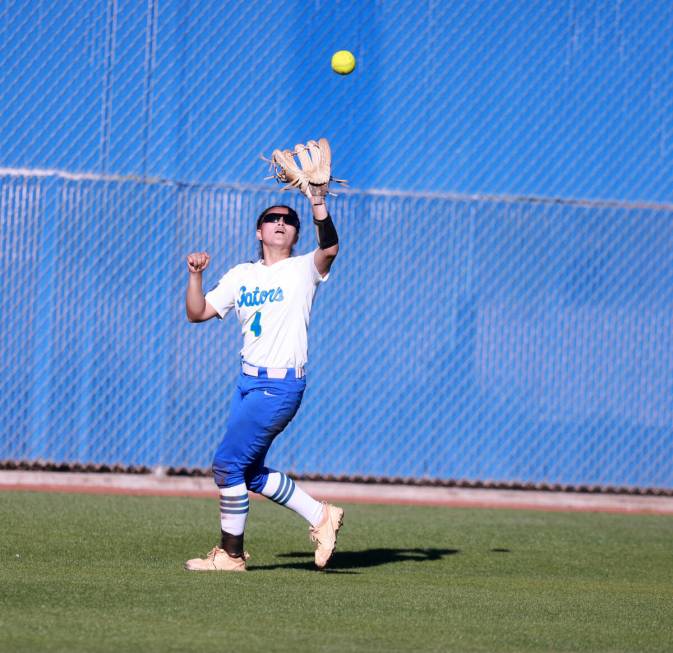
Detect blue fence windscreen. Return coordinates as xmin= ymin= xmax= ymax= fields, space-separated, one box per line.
xmin=1 ymin=1 xmax=672 ymax=488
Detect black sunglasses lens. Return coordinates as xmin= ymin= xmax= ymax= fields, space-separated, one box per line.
xmin=262 ymin=213 xmax=299 ymax=228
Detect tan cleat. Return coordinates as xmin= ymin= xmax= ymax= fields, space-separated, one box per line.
xmin=184 ymin=546 xmax=249 ymax=572
xmin=309 ymin=502 xmax=344 ymax=569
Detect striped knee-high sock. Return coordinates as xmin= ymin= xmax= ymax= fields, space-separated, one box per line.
xmin=219 ymin=483 xmax=249 ymax=536
xmin=261 ymin=472 xmax=324 ymax=527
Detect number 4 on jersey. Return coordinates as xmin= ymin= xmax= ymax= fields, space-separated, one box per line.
xmin=250 ymin=311 xmax=262 ymax=337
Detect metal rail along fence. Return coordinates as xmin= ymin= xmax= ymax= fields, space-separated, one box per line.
xmin=1 ymin=171 xmax=672 ymax=490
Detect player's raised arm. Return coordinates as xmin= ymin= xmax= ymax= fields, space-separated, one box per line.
xmin=311 ymin=197 xmax=339 ymax=277
xmin=262 ymin=137 xmax=345 ymax=277
xmin=185 ymin=252 xmax=218 ymax=322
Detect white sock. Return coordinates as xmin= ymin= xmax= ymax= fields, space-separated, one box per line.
xmin=261 ymin=472 xmax=324 ymax=527
xmin=219 ymin=483 xmax=249 ymax=536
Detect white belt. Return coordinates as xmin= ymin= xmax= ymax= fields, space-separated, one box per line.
xmin=242 ymin=362 xmax=305 ymax=379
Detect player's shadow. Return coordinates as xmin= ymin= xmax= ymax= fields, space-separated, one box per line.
xmin=251 ymin=547 xmax=459 ymax=573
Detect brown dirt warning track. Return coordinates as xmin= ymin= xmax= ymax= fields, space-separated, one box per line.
xmin=2 ymin=471 xmax=673 ymax=515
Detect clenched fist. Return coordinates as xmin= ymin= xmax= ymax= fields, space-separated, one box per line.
xmin=186 ymin=252 xmax=210 ymax=273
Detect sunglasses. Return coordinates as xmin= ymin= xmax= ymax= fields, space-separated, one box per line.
xmin=260 ymin=212 xmax=300 ymax=229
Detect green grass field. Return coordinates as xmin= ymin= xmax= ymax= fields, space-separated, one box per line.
xmin=1 ymin=491 xmax=672 ymax=653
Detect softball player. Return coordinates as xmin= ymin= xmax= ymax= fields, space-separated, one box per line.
xmin=183 ymin=196 xmax=343 ymax=571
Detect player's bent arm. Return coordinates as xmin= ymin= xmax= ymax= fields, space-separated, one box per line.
xmin=312 ymin=202 xmax=339 ymax=277
xmin=185 ymin=252 xmax=218 ymax=322
xmin=186 ymin=273 xmax=218 ymax=322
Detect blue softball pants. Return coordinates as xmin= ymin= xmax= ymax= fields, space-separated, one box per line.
xmin=212 ymin=370 xmax=306 ymax=491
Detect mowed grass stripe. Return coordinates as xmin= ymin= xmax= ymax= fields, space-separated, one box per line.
xmin=1 ymin=491 xmax=672 ymax=653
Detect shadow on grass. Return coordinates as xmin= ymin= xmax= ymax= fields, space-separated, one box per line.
xmin=250 ymin=548 xmax=459 ymax=573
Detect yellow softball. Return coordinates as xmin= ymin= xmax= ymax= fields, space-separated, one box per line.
xmin=331 ymin=50 xmax=356 ymax=75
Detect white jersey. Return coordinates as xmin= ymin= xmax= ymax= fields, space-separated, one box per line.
xmin=204 ymin=250 xmax=327 ymax=368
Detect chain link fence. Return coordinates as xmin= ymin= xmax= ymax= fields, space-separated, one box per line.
xmin=1 ymin=1 xmax=672 ymax=200
xmin=1 ymin=1 xmax=673 ymax=488
xmin=1 ymin=172 xmax=672 ymax=488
